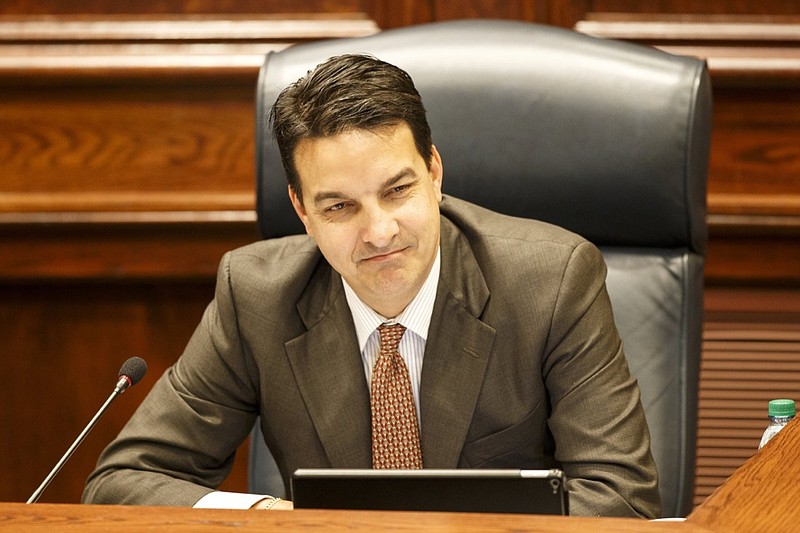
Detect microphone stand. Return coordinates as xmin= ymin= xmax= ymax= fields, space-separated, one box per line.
xmin=27 ymin=376 xmax=131 ymax=504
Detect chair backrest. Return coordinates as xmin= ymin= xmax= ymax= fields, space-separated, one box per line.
xmin=251 ymin=19 xmax=711 ymax=517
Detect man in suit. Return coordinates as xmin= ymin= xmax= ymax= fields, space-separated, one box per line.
xmin=83 ymin=54 xmax=661 ymax=518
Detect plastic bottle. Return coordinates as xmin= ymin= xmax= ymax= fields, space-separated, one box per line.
xmin=758 ymin=398 xmax=796 ymax=449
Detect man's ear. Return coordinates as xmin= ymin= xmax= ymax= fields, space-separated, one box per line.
xmin=430 ymin=145 xmax=444 ymax=202
xmin=288 ymin=185 xmax=313 ymax=236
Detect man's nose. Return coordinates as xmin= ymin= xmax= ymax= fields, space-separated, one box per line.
xmin=361 ymin=204 xmax=399 ymax=248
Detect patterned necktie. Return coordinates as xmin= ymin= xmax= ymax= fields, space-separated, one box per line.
xmin=370 ymin=323 xmax=423 ymax=469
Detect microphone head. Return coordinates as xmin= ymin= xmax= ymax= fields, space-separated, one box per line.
xmin=118 ymin=356 xmax=147 ymax=386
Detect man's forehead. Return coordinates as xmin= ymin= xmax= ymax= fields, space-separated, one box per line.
xmin=294 ymin=125 xmax=421 ymax=187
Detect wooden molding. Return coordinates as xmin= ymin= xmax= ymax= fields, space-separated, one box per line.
xmin=0 ymin=216 xmax=260 ymax=281
xmin=708 ymin=194 xmax=800 ymax=233
xmin=0 ymin=14 xmax=379 ymax=82
xmin=0 ymin=13 xmax=379 ymax=42
xmin=0 ymin=191 xmax=256 ymax=214
xmin=656 ymin=46 xmax=800 ymax=83
xmin=575 ymin=14 xmax=800 ymax=43
xmin=575 ymin=14 xmax=800 ymax=83
xmin=0 ymin=209 xmax=256 ymax=226
xmin=0 ymin=43 xmax=286 ymax=82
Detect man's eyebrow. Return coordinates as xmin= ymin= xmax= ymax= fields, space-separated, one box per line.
xmin=383 ymin=167 xmax=417 ymax=188
xmin=312 ymin=190 xmax=348 ymax=205
xmin=311 ymin=167 xmax=418 ymax=205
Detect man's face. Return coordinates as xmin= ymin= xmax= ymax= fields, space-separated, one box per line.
xmin=289 ymin=122 xmax=443 ymax=318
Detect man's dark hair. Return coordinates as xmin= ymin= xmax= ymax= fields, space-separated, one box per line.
xmin=269 ymin=54 xmax=433 ymax=204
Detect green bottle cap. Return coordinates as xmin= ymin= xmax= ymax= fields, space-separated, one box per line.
xmin=768 ymin=399 xmax=796 ymax=418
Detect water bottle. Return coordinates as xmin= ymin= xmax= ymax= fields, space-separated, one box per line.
xmin=758 ymin=398 xmax=796 ymax=449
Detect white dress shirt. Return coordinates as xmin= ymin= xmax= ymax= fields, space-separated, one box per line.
xmin=343 ymin=247 xmax=440 ymax=422
xmin=194 ymin=248 xmax=441 ymax=509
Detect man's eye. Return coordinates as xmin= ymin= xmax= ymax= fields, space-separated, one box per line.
xmin=390 ymin=184 xmax=411 ymax=195
xmin=325 ymin=202 xmax=347 ymax=213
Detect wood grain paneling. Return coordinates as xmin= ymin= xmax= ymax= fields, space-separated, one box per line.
xmin=0 ymin=13 xmax=378 ymax=282
xmin=1 ymin=83 xmax=256 ymax=208
xmin=428 ymin=0 xmax=537 ymax=21
xmin=706 ymin=226 xmax=800 ymax=285
xmin=0 ymin=14 xmax=378 ymax=219
xmin=0 ymin=219 xmax=259 ymax=281
xmin=0 ymin=281 xmax=253 ymax=502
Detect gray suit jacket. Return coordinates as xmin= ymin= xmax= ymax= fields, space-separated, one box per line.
xmin=83 ymin=196 xmax=660 ymax=518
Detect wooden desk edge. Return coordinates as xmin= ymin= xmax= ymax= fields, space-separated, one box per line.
xmin=0 ymin=502 xmax=715 ymax=532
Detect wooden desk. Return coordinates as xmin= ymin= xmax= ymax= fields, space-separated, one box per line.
xmin=0 ymin=503 xmax=712 ymax=532
xmin=687 ymin=415 xmax=800 ymax=532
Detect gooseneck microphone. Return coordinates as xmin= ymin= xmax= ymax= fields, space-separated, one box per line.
xmin=26 ymin=356 xmax=147 ymax=504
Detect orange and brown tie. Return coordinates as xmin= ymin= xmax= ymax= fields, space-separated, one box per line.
xmin=370 ymin=323 xmax=423 ymax=469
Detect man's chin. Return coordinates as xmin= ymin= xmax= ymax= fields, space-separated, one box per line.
xmin=357 ymin=275 xmax=417 ymax=307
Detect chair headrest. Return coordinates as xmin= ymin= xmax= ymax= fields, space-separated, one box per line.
xmin=256 ymin=19 xmax=711 ymax=253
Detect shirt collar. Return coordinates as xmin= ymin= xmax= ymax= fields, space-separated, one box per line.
xmin=343 ymin=247 xmax=441 ymax=352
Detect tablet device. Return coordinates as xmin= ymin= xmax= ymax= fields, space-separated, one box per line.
xmin=291 ymin=468 xmax=568 ymax=515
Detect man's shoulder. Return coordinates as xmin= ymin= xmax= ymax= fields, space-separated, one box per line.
xmin=229 ymin=234 xmax=318 ymax=263
xmin=223 ymin=234 xmax=322 ymax=286
xmin=439 ymin=195 xmax=606 ymax=293
xmin=440 ymin=195 xmax=587 ymax=248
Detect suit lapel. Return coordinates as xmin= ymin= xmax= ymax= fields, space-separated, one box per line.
xmin=284 ymin=263 xmax=373 ymax=468
xmin=420 ymin=217 xmax=496 ymax=467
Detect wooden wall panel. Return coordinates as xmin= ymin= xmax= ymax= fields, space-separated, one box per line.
xmin=2 ymin=84 xmax=255 ymax=213
xmin=707 ymin=228 xmax=800 ymax=285
xmin=0 ymin=220 xmax=259 ymax=281
xmin=0 ymin=13 xmax=378 ymax=282
xmin=710 ymin=87 xmax=800 ymax=212
xmin=0 ymin=281 xmax=244 ymax=503
xmin=427 ymin=0 xmax=537 ymax=21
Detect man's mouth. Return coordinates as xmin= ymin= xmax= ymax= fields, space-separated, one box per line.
xmin=362 ymin=248 xmax=406 ymax=262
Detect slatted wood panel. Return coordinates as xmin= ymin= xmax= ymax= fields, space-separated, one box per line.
xmin=695 ymin=322 xmax=800 ymax=507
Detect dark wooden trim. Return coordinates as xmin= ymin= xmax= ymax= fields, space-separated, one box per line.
xmin=0 ymin=217 xmax=260 ymax=281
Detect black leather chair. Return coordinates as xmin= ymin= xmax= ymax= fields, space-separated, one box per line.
xmin=249 ymin=19 xmax=711 ymax=518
